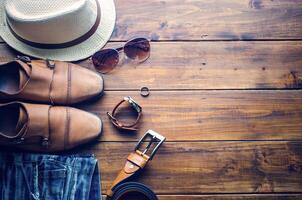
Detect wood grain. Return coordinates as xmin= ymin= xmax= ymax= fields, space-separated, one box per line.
xmin=1 ymin=0 xmax=302 ymax=43
xmin=85 ymin=41 xmax=302 ymax=90
xmin=81 ymin=141 xmax=302 ymax=194
xmin=78 ymin=90 xmax=302 ymax=141
xmin=1 ymin=42 xmax=302 ymax=90
xmin=112 ymin=0 xmax=302 ymax=40
xmin=0 ymin=0 xmax=301 ymax=198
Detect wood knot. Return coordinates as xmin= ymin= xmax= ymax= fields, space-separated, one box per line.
xmin=283 ymin=71 xmax=302 ymax=88
xmin=288 ymin=164 xmax=302 ymax=172
xmin=220 ymin=160 xmax=238 ymax=175
xmin=255 ymin=177 xmax=274 ymax=192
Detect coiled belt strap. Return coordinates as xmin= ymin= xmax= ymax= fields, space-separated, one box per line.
xmin=107 ymin=150 xmax=150 ymax=197
xmin=106 ymin=182 xmax=157 ymax=200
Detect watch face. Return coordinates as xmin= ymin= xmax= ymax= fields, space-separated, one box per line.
xmin=123 ymin=96 xmax=131 ymax=101
xmin=125 ymin=96 xmax=136 ymax=104
xmin=125 ymin=96 xmax=142 ymax=113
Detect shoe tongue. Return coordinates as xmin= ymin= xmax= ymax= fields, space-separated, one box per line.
xmin=18 ymin=62 xmax=30 ymax=89
xmin=15 ymin=106 xmax=28 ymax=133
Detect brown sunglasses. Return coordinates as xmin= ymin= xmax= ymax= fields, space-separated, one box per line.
xmin=92 ymin=38 xmax=150 ymax=74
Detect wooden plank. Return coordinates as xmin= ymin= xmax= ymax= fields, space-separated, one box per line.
xmin=111 ymin=0 xmax=302 ymax=40
xmin=78 ymin=90 xmax=302 ymax=141
xmin=82 ymin=141 xmax=302 ymax=193
xmin=102 ymin=194 xmax=302 ymax=200
xmin=85 ymin=41 xmax=302 ymax=90
xmin=1 ymin=42 xmax=302 ymax=90
xmin=1 ymin=0 xmax=302 ymax=42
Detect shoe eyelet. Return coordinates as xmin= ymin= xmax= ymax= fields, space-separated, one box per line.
xmin=46 ymin=59 xmax=55 ymax=69
xmin=41 ymin=137 xmax=49 ymax=147
xmin=16 ymin=56 xmax=31 ymax=63
xmin=20 ymin=137 xmax=25 ymax=143
xmin=13 ymin=137 xmax=25 ymax=145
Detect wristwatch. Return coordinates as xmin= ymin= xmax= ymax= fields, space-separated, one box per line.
xmin=107 ymin=96 xmax=142 ymax=131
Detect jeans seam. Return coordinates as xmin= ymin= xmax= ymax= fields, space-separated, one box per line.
xmin=18 ymin=162 xmax=39 ymax=200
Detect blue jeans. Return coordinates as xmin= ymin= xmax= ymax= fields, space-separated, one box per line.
xmin=0 ymin=153 xmax=101 ymax=200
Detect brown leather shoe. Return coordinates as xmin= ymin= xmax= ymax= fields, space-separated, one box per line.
xmin=0 ymin=102 xmax=102 ymax=152
xmin=0 ymin=57 xmax=104 ymax=104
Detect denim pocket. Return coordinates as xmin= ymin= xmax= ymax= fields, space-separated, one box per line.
xmin=38 ymin=160 xmax=67 ymax=200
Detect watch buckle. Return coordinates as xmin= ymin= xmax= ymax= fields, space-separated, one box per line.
xmin=135 ymin=130 xmax=166 ymax=160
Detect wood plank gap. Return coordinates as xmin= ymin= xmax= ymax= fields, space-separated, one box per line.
xmin=109 ymin=39 xmax=302 ymax=42
xmin=101 ymin=192 xmax=302 ymax=195
xmin=104 ymin=88 xmax=302 ymax=92
xmin=95 ymin=140 xmax=302 ymax=143
xmin=4 ymin=38 xmax=302 ymax=44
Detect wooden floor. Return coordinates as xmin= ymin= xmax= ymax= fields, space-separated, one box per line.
xmin=1 ymin=0 xmax=302 ymax=199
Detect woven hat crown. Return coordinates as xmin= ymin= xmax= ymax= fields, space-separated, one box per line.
xmin=5 ymin=0 xmax=98 ymax=44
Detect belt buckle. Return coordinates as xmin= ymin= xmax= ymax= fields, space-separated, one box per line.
xmin=135 ymin=130 xmax=166 ymax=160
xmin=124 ymin=96 xmax=142 ymax=113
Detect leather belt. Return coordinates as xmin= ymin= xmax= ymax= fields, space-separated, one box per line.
xmin=106 ymin=182 xmax=157 ymax=200
xmin=106 ymin=130 xmax=166 ymax=200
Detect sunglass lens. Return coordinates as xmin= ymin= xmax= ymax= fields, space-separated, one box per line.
xmin=92 ymin=49 xmax=119 ymax=73
xmin=124 ymin=38 xmax=150 ymax=62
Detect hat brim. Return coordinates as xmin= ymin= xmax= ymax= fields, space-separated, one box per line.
xmin=0 ymin=0 xmax=116 ymax=61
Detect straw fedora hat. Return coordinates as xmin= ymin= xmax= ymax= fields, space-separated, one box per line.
xmin=0 ymin=0 xmax=116 ymax=61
